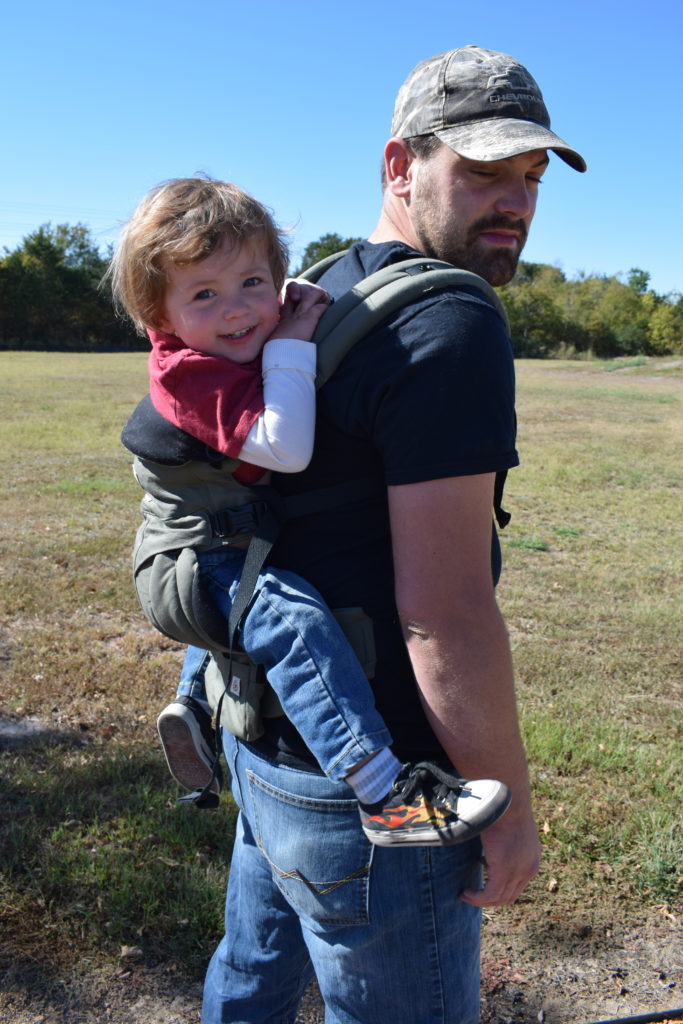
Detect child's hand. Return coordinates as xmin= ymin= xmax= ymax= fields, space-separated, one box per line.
xmin=269 ymin=280 xmax=331 ymax=342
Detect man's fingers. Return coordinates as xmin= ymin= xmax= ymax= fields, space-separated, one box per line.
xmin=459 ymin=816 xmax=541 ymax=908
xmin=460 ymin=873 xmax=527 ymax=907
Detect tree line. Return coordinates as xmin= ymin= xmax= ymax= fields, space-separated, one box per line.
xmin=498 ymin=261 xmax=682 ymax=358
xmin=0 ymin=223 xmax=140 ymax=351
xmin=1 ymin=226 xmax=681 ymax=357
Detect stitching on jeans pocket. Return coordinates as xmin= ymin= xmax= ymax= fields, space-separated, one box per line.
xmin=256 ymin=837 xmax=369 ymax=895
xmin=248 ymin=770 xmax=359 ymax=811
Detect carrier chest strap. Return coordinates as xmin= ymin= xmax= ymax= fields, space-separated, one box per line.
xmin=208 ymin=501 xmax=270 ymax=543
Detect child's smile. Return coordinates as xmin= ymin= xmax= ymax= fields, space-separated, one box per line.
xmin=159 ymin=235 xmax=281 ymax=364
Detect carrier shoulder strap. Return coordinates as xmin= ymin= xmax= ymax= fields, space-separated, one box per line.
xmin=302 ymin=253 xmax=509 ymax=389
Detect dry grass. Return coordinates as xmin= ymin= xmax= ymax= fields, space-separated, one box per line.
xmin=499 ymin=358 xmax=682 ymax=906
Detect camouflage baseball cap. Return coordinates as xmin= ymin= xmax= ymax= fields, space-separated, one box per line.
xmin=392 ymin=45 xmax=586 ymax=172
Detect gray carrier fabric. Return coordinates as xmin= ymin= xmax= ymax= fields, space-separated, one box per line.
xmin=132 ymin=455 xmax=260 ymax=650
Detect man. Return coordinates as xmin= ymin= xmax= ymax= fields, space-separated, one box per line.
xmin=201 ymin=45 xmax=586 ymax=1023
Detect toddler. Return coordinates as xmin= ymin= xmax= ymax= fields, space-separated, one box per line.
xmin=111 ymin=176 xmax=511 ymax=846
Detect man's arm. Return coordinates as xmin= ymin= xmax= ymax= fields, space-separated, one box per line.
xmin=388 ymin=472 xmax=541 ymax=906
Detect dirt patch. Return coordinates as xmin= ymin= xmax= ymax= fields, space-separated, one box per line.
xmin=479 ymin=903 xmax=682 ymax=1023
xmin=1 ymin=905 xmax=679 ymax=1024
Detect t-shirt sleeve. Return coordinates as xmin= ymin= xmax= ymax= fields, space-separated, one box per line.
xmin=356 ymin=291 xmax=519 ymax=486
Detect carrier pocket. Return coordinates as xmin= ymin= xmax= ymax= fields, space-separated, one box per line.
xmin=135 ymin=548 xmax=232 ymax=651
xmin=203 ymin=650 xmax=269 ymax=743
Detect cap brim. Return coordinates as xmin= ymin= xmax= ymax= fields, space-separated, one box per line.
xmin=435 ymin=119 xmax=587 ymax=172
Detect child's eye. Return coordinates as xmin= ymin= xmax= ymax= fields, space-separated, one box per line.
xmin=193 ymin=288 xmax=215 ymax=301
xmin=243 ymin=276 xmax=262 ymax=288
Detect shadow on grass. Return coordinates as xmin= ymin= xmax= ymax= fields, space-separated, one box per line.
xmin=0 ymin=714 xmax=88 ymax=750
xmin=0 ymin=731 xmax=234 ymax=985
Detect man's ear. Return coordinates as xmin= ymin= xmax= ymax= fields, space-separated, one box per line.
xmin=383 ymin=137 xmax=415 ymax=198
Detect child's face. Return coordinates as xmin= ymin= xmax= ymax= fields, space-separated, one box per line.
xmin=159 ymin=235 xmax=281 ymax=364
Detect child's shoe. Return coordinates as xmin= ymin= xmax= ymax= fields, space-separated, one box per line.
xmin=157 ymin=696 xmax=221 ymax=797
xmin=359 ymin=761 xmax=511 ymax=847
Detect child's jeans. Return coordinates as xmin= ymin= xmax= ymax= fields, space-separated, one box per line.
xmin=176 ymin=645 xmax=211 ymax=703
xmin=176 ymin=548 xmax=392 ymax=781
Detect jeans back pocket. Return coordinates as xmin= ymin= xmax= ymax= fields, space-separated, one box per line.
xmin=247 ymin=770 xmax=372 ymax=927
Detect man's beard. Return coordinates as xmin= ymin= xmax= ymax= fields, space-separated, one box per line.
xmin=411 ymin=200 xmax=528 ymax=286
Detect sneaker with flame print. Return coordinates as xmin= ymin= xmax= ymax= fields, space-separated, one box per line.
xmin=359 ymin=761 xmax=511 ymax=846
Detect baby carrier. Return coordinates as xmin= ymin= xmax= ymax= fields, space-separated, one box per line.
xmin=125 ymin=256 xmax=511 ymax=743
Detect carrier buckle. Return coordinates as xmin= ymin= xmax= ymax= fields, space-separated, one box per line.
xmin=210 ymin=501 xmax=267 ymax=539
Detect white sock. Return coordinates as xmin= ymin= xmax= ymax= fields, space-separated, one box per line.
xmin=345 ymin=748 xmax=402 ymax=805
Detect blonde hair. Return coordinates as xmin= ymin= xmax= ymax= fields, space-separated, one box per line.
xmin=107 ymin=177 xmax=289 ymax=335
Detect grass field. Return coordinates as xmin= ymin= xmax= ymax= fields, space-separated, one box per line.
xmin=0 ymin=352 xmax=681 ymax=998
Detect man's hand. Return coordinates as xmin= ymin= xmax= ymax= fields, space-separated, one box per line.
xmin=460 ymin=809 xmax=541 ymax=907
xmin=270 ymin=279 xmax=331 ymax=343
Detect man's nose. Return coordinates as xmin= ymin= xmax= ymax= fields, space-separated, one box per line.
xmin=494 ymin=178 xmax=536 ymax=219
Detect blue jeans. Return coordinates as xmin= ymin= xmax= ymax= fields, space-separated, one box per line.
xmin=178 ymin=549 xmax=392 ymax=780
xmin=176 ymin=644 xmax=211 ymax=702
xmin=202 ymin=734 xmax=483 ymax=1024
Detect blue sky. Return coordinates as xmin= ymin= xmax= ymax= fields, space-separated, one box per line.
xmin=2 ymin=0 xmax=681 ymax=295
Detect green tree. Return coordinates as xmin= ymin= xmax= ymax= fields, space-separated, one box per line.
xmin=499 ymin=261 xmax=666 ymax=358
xmin=647 ymin=294 xmax=683 ymax=355
xmin=627 ymin=267 xmax=650 ymax=295
xmin=293 ymin=233 xmax=362 ymax=275
xmin=0 ymin=223 xmax=137 ymax=350
xmin=553 ymin=273 xmax=650 ymax=357
xmin=499 ymin=262 xmax=570 ymax=356
xmin=499 ymin=281 xmax=566 ymax=357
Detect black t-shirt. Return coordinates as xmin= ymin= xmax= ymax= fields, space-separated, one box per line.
xmin=260 ymin=240 xmax=519 ymax=765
